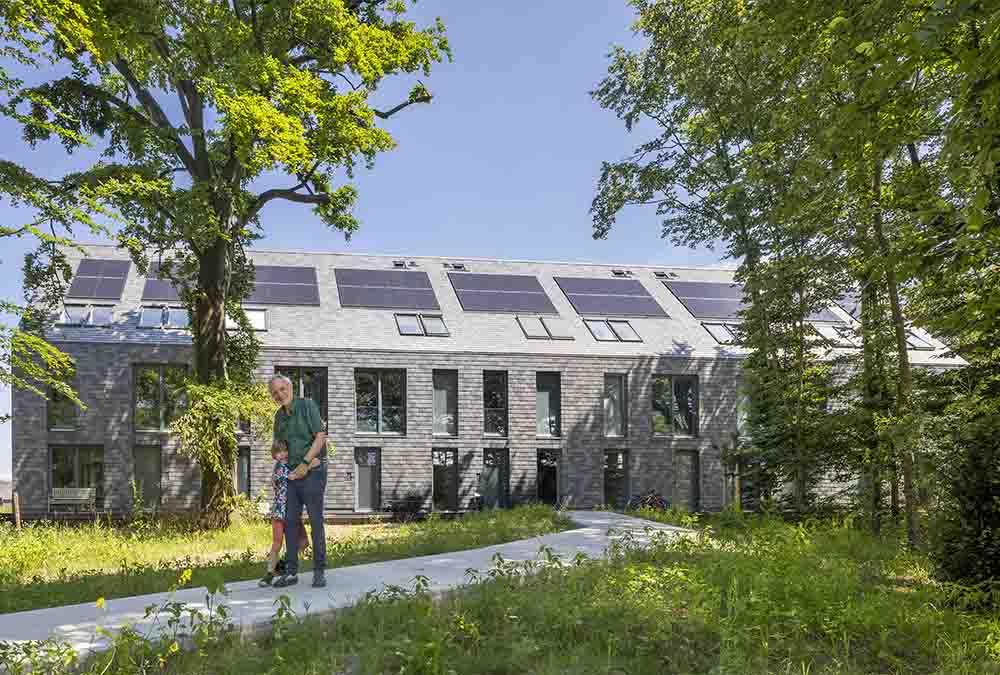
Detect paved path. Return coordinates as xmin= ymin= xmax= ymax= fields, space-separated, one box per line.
xmin=0 ymin=511 xmax=687 ymax=655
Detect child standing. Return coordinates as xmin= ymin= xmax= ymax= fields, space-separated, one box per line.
xmin=259 ymin=440 xmax=320 ymax=587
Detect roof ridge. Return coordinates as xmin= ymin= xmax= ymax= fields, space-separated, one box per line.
xmin=65 ymin=241 xmax=738 ymax=272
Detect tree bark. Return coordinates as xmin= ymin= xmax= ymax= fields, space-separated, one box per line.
xmin=193 ymin=235 xmax=234 ymax=528
xmin=860 ymin=276 xmax=884 ymax=534
xmin=871 ymin=157 xmax=919 ymax=547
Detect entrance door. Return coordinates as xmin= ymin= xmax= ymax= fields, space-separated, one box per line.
xmin=432 ymin=449 xmax=459 ymax=511
xmin=675 ymin=451 xmax=700 ymax=511
xmin=603 ymin=450 xmax=629 ymax=508
xmin=537 ymin=449 xmax=559 ymax=506
xmin=480 ymin=449 xmax=510 ymax=508
xmin=355 ymin=448 xmax=381 ymax=511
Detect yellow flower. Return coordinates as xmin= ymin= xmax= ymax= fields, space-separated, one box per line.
xmin=95 ymin=597 xmax=106 ymax=610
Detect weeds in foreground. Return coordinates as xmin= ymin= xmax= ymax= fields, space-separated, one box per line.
xmin=4 ymin=513 xmax=998 ymax=674
xmin=0 ymin=504 xmax=571 ymax=613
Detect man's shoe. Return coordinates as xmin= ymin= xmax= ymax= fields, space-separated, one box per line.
xmin=312 ymin=571 xmax=327 ymax=588
xmin=273 ymin=574 xmax=298 ymax=588
xmin=258 ymin=572 xmax=275 ymax=588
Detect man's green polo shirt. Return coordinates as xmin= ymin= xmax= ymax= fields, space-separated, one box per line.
xmin=274 ymin=398 xmax=325 ymax=466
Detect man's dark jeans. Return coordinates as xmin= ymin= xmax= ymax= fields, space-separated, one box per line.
xmin=284 ymin=463 xmax=326 ymax=576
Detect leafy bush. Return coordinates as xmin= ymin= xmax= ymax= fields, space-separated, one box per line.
xmin=932 ymin=399 xmax=1000 ymax=595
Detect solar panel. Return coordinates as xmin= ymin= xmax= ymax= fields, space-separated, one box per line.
xmin=664 ymin=280 xmax=743 ymax=300
xmin=67 ymin=258 xmax=131 ymax=300
xmin=334 ymin=268 xmax=438 ymax=310
xmin=141 ymin=262 xmax=183 ymax=302
xmin=666 ymin=279 xmax=844 ymax=323
xmin=247 ymin=265 xmax=320 ymax=306
xmin=448 ymin=273 xmax=557 ymax=314
xmin=554 ymin=277 xmax=667 ymax=317
xmin=335 ymin=268 xmax=431 ymax=289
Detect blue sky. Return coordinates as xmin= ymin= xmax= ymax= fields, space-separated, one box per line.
xmin=0 ymin=1 xmax=727 ymax=480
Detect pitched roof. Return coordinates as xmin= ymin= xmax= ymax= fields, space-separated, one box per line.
xmin=46 ymin=243 xmax=962 ymax=366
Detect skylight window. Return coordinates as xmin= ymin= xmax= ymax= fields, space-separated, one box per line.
xmin=166 ymin=308 xmax=190 ymax=329
xmin=611 ymin=269 xmax=633 ymax=278
xmin=444 ymin=262 xmax=468 ymax=272
xmin=585 ymin=319 xmax=619 ymax=342
xmin=396 ymin=314 xmax=423 ymax=335
xmin=703 ymin=322 xmax=740 ymax=345
xmin=609 ymin=320 xmax=642 ymax=342
xmin=225 ymin=308 xmax=267 ymax=331
xmin=906 ymin=330 xmax=935 ymax=351
xmin=585 ymin=318 xmax=642 ymax=343
xmin=516 ymin=316 xmax=576 ymax=341
xmin=59 ymin=305 xmax=92 ymax=326
xmin=89 ymin=306 xmax=114 ymax=326
xmin=394 ymin=313 xmax=450 ymax=337
xmin=139 ymin=307 xmax=165 ymax=328
xmin=812 ymin=323 xmax=857 ymax=348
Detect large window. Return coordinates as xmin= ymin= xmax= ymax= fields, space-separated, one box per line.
xmin=433 ymin=370 xmax=458 ymax=436
xmin=603 ymin=374 xmax=627 ymax=437
xmin=483 ymin=371 xmax=508 ymax=437
xmin=47 ymin=388 xmax=77 ymax=430
xmin=133 ymin=446 xmax=162 ymax=510
xmin=275 ymin=366 xmax=328 ymax=426
xmin=536 ymin=372 xmax=561 ymax=437
xmin=134 ymin=365 xmax=187 ymax=431
xmin=356 ymin=369 xmax=406 ymax=434
xmin=652 ymin=375 xmax=699 ymax=436
xmin=51 ymin=446 xmax=104 ymax=503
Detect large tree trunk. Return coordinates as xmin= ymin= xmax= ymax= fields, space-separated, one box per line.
xmin=193 ymin=236 xmax=235 ymax=529
xmin=860 ymin=277 xmax=884 ymax=534
xmin=871 ymin=158 xmax=919 ymax=547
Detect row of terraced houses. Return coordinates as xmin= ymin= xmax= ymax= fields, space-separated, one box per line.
xmin=10 ymin=244 xmax=961 ymax=518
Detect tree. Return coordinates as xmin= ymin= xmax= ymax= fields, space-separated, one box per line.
xmin=4 ymin=0 xmax=450 ymax=525
xmin=0 ymin=0 xmax=108 ymax=422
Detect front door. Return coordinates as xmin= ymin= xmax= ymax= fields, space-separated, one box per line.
xmin=433 ymin=448 xmax=459 ymax=511
xmin=481 ymin=448 xmax=510 ymax=508
xmin=604 ymin=450 xmax=629 ymax=508
xmin=355 ymin=448 xmax=381 ymax=511
xmin=537 ymin=449 xmax=559 ymax=506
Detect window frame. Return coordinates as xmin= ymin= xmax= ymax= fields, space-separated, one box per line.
xmin=608 ymin=319 xmax=642 ymax=343
xmin=393 ymin=313 xmax=450 ymax=337
xmin=133 ymin=364 xmax=188 ymax=432
xmin=49 ymin=444 xmax=105 ymax=505
xmin=225 ymin=308 xmax=268 ymax=331
xmin=275 ymin=365 xmax=329 ymax=429
xmin=535 ymin=372 xmax=562 ymax=437
xmin=483 ymin=370 xmax=509 ymax=437
xmin=651 ymin=374 xmax=700 ymax=437
xmin=585 ymin=318 xmax=618 ymax=342
xmin=432 ymin=369 xmax=459 ymax=437
xmin=47 ymin=387 xmax=78 ymax=431
xmin=354 ymin=368 xmax=407 ymax=435
xmin=603 ymin=373 xmax=628 ymax=438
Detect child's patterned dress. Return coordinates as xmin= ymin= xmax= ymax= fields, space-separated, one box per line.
xmin=270 ymin=461 xmax=291 ymax=520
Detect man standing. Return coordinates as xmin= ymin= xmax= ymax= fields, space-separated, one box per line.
xmin=268 ymin=374 xmax=328 ymax=588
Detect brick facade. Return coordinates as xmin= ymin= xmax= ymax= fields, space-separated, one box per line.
xmin=13 ymin=341 xmax=741 ymax=517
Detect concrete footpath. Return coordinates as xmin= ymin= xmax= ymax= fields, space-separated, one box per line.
xmin=0 ymin=511 xmax=688 ymax=655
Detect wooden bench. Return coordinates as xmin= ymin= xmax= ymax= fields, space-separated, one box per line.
xmin=48 ymin=487 xmax=98 ymax=516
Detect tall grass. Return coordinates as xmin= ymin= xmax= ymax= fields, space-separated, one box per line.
xmin=160 ymin=512 xmax=1000 ymax=674
xmin=0 ymin=505 xmax=571 ymax=614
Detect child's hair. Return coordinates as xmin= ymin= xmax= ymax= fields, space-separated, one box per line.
xmin=271 ymin=439 xmax=288 ymax=457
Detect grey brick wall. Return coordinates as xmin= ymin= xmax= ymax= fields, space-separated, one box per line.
xmin=14 ymin=342 xmax=742 ymax=516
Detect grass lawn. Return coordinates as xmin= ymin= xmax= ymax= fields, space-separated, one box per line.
xmin=137 ymin=511 xmax=1000 ymax=675
xmin=0 ymin=504 xmax=572 ymax=614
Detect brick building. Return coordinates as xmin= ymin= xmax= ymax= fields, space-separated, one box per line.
xmin=11 ymin=244 xmax=959 ymax=517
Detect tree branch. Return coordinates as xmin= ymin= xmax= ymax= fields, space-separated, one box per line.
xmin=373 ymin=92 xmax=433 ymax=119
xmin=244 ymin=187 xmax=329 ymax=224
xmin=112 ymin=58 xmax=199 ymax=177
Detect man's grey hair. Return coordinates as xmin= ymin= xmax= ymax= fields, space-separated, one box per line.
xmin=268 ymin=374 xmax=293 ymax=389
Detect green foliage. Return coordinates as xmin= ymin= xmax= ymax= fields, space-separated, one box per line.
xmin=171 ymin=382 xmax=275 ymax=486
xmin=9 ymin=515 xmax=997 ymax=674
xmin=0 ymin=504 xmax=571 ymax=614
xmin=2 ymin=0 xmax=451 ymax=521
